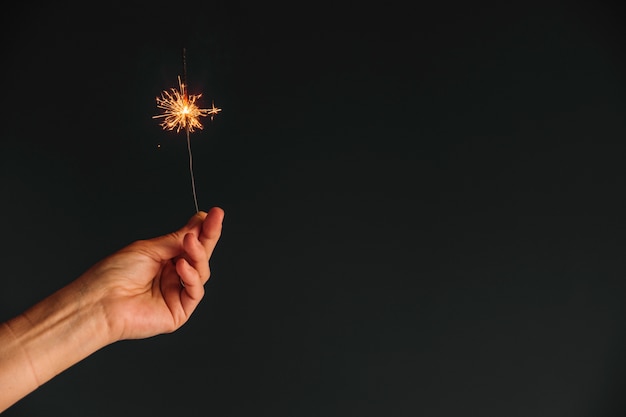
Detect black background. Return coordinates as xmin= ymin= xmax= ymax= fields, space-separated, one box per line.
xmin=2 ymin=1 xmax=626 ymax=415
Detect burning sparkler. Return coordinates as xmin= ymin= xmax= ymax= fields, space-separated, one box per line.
xmin=153 ymin=49 xmax=221 ymax=213
xmin=153 ymin=76 xmax=222 ymax=133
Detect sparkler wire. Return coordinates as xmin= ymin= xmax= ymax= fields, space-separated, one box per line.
xmin=186 ymin=126 xmax=199 ymax=213
xmin=182 ymin=48 xmax=199 ymax=213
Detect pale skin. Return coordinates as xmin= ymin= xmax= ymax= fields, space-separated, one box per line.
xmin=0 ymin=207 xmax=225 ymax=412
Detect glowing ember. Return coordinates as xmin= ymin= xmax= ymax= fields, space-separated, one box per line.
xmin=153 ymin=76 xmax=221 ymax=133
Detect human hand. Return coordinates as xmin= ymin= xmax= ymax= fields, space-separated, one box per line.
xmin=79 ymin=207 xmax=224 ymax=342
xmin=0 ymin=207 xmax=224 ymax=413
xmin=0 ymin=207 xmax=224 ymax=411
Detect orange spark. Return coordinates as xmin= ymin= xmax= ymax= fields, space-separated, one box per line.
xmin=153 ymin=76 xmax=221 ymax=133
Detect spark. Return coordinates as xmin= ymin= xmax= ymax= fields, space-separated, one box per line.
xmin=153 ymin=76 xmax=221 ymax=133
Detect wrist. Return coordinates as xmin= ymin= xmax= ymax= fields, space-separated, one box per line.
xmin=0 ymin=278 xmax=115 ymax=411
xmin=18 ymin=279 xmax=115 ymax=382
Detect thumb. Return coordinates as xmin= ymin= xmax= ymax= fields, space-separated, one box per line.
xmin=137 ymin=212 xmax=208 ymax=262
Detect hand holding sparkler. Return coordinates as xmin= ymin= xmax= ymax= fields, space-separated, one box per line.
xmin=0 ymin=208 xmax=225 ymax=412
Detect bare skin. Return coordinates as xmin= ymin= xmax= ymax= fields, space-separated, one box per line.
xmin=0 ymin=207 xmax=224 ymax=412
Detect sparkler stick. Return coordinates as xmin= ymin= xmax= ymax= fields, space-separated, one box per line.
xmin=181 ymin=48 xmax=199 ymax=214
xmin=153 ymin=48 xmax=222 ymax=213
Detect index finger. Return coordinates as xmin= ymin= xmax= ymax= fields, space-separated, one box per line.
xmin=199 ymin=206 xmax=224 ymax=258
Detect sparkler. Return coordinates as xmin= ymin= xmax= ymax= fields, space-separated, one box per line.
xmin=153 ymin=48 xmax=222 ymax=213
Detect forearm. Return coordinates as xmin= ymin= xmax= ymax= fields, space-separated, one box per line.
xmin=0 ymin=279 xmax=114 ymax=412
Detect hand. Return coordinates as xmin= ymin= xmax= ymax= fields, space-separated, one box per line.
xmin=80 ymin=207 xmax=224 ymax=341
xmin=0 ymin=207 xmax=225 ymax=412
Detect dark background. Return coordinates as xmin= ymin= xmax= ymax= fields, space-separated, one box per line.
xmin=1 ymin=1 xmax=626 ymax=415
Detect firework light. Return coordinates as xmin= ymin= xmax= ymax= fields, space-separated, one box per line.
xmin=153 ymin=49 xmax=221 ymax=213
xmin=153 ymin=76 xmax=221 ymax=133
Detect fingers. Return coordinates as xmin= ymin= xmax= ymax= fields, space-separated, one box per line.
xmin=182 ymin=232 xmax=210 ymax=283
xmin=163 ymin=229 xmax=212 ymax=323
xmin=160 ymin=258 xmax=204 ymax=326
xmin=174 ymin=208 xmax=223 ymax=319
xmin=181 ymin=210 xmax=208 ymax=231
xmin=139 ymin=208 xmax=222 ymax=263
xmin=176 ymin=257 xmax=205 ymax=314
xmin=199 ymin=207 xmax=224 ymax=259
